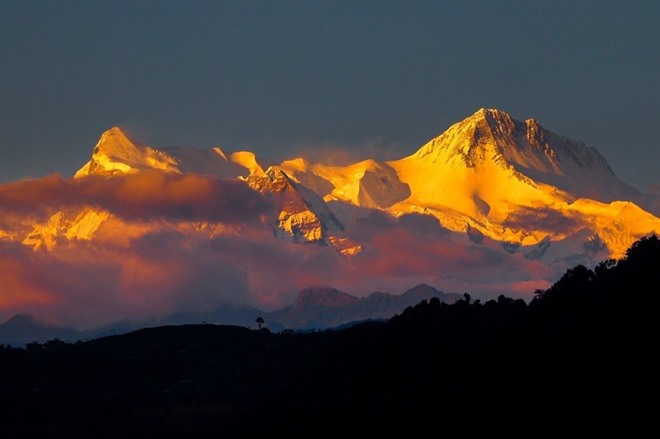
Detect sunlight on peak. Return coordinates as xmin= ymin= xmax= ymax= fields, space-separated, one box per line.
xmin=230 ymin=151 xmax=264 ymax=176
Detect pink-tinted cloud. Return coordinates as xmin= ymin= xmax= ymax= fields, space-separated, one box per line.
xmin=0 ymin=172 xmax=275 ymax=223
xmin=0 ymin=178 xmax=564 ymax=330
xmin=339 ymin=211 xmax=556 ymax=298
xmin=503 ymin=206 xmax=584 ymax=233
xmin=1 ymin=229 xmax=252 ymax=329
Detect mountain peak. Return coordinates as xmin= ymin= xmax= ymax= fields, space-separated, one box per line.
xmin=103 ymin=126 xmax=130 ymax=139
xmin=411 ymin=107 xmax=518 ymax=167
xmin=94 ymin=126 xmax=139 ymax=157
xmin=468 ymin=108 xmax=516 ymax=130
xmin=75 ymin=127 xmax=177 ymax=177
xmin=410 ymin=108 xmax=618 ymax=185
xmin=471 ymin=107 xmax=510 ymax=119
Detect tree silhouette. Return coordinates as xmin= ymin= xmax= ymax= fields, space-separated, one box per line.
xmin=256 ymin=316 xmax=265 ymax=330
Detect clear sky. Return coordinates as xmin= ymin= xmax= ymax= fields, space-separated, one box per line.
xmin=1 ymin=0 xmax=658 ymax=191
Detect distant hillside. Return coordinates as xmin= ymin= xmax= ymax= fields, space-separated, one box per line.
xmin=266 ymin=283 xmax=460 ymax=329
xmin=0 ymin=284 xmax=459 ymax=346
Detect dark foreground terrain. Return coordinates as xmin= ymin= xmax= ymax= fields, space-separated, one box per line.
xmin=2 ymin=236 xmax=658 ymax=437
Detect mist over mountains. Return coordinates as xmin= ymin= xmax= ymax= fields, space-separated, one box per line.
xmin=1 ymin=108 xmax=658 ymax=330
xmin=0 ymin=284 xmax=459 ymax=346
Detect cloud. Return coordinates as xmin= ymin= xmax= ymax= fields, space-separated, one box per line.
xmin=503 ymin=206 xmax=583 ymax=233
xmin=0 ymin=214 xmax=558 ymax=330
xmin=0 ymin=173 xmax=275 ymax=223
xmin=0 ymin=177 xmax=563 ymax=330
xmin=286 ymin=137 xmax=406 ymax=167
xmin=339 ymin=211 xmax=555 ymax=298
xmin=0 ymin=229 xmax=256 ymax=329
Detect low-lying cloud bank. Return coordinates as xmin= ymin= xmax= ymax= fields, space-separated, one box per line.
xmin=1 ymin=174 xmax=557 ymax=330
xmin=0 ymin=172 xmax=274 ymax=223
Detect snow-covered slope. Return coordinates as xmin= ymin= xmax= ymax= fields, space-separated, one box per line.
xmin=248 ymin=108 xmax=657 ymax=258
xmin=75 ymin=127 xmax=179 ymax=177
xmin=378 ymin=108 xmax=659 ymax=257
xmin=277 ymin=158 xmax=411 ymax=209
xmin=393 ymin=108 xmax=640 ymax=204
xmin=22 ymin=208 xmax=109 ymax=250
xmin=75 ymin=126 xmax=262 ymax=179
xmin=4 ymin=109 xmax=658 ymax=268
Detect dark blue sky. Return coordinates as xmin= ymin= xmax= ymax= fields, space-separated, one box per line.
xmin=1 ymin=1 xmax=658 ymax=191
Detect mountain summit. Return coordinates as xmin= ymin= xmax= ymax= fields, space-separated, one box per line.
xmin=396 ymin=108 xmax=638 ymax=212
xmin=2 ymin=108 xmax=658 ymax=324
xmin=410 ymin=108 xmax=638 ymax=203
xmin=75 ymin=127 xmax=262 ymax=179
xmin=75 ymin=127 xmax=178 ymax=177
xmin=10 ymin=108 xmax=657 ymax=260
xmin=383 ymin=109 xmax=657 ymax=254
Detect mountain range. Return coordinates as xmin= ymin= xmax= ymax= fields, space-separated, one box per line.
xmin=0 ymin=284 xmax=459 ymax=346
xmin=0 ymin=108 xmax=658 ymax=330
xmin=14 ymin=108 xmax=659 ymax=255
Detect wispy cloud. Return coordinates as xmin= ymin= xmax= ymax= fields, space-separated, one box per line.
xmin=286 ymin=137 xmax=407 ymax=166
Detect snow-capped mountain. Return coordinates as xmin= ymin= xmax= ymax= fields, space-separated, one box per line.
xmin=1 ymin=108 xmax=658 ymax=330
xmin=44 ymin=126 xmax=355 ymax=252
xmin=5 ymin=109 xmax=659 ymax=258
xmin=10 ymin=110 xmax=660 ymax=250
xmin=75 ymin=126 xmax=260 ymax=179
xmin=260 ymin=108 xmax=658 ymax=259
xmin=399 ymin=108 xmax=640 ymax=204
xmin=383 ymin=108 xmax=658 ymax=257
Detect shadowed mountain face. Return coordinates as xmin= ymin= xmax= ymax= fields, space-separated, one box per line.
xmin=0 ymin=284 xmax=460 ymax=345
xmin=1 ymin=108 xmax=658 ymax=330
xmin=266 ymin=284 xmax=460 ymax=330
xmin=1 ymin=236 xmax=657 ymax=437
xmin=0 ymin=314 xmax=81 ymax=346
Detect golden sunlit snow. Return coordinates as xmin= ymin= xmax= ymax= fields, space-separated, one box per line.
xmin=6 ymin=109 xmax=659 ymax=261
